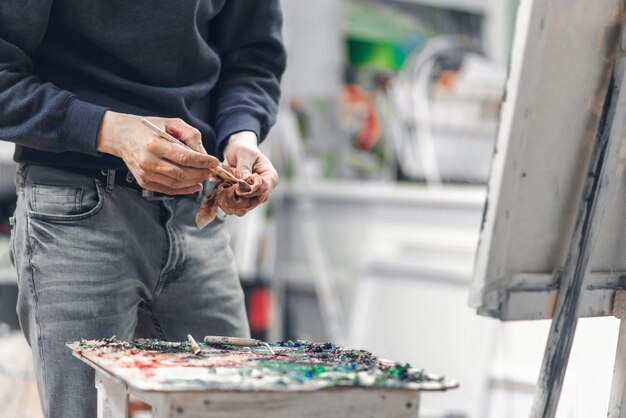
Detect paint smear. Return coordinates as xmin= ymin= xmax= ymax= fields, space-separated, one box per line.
xmin=68 ymin=337 xmax=458 ymax=392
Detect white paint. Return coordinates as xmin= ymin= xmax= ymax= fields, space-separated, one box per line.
xmin=471 ymin=0 xmax=626 ymax=320
xmin=469 ymin=0 xmax=534 ymax=313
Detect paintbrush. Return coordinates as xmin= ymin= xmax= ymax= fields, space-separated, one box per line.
xmin=140 ymin=118 xmax=240 ymax=183
xmin=187 ymin=334 xmax=202 ymax=355
xmin=203 ymin=336 xmax=275 ymax=355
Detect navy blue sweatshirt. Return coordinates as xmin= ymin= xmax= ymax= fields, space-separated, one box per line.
xmin=0 ymin=0 xmax=286 ymax=169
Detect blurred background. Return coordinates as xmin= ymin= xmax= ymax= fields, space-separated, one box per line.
xmin=0 ymin=0 xmax=620 ymax=417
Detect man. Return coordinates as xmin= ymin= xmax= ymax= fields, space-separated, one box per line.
xmin=0 ymin=1 xmax=286 ymax=417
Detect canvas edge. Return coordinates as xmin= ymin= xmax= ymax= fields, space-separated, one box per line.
xmin=469 ymin=0 xmax=535 ymax=314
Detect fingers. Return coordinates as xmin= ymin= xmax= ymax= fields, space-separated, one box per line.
xmin=143 ymin=170 xmax=205 ymax=191
xmin=110 ymin=113 xmax=222 ymax=195
xmin=220 ymin=142 xmax=278 ymax=214
xmin=224 ymin=131 xmax=259 ymax=178
xmin=253 ymin=154 xmax=279 ymax=189
xmin=233 ymin=146 xmax=256 ymax=178
xmin=131 ymin=166 xmax=203 ymax=194
xmin=129 ymin=150 xmax=211 ymax=193
xmin=147 ymin=137 xmax=219 ymax=169
xmin=152 ymin=160 xmax=213 ymax=185
xmin=128 ymin=162 xmax=202 ymax=195
xmin=140 ymin=180 xmax=203 ymax=195
xmin=142 ymin=117 xmax=217 ymax=168
xmin=225 ymin=144 xmax=275 ymax=183
xmin=163 ymin=118 xmax=207 ymax=154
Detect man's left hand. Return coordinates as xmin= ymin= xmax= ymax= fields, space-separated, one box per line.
xmin=223 ymin=130 xmax=279 ymax=211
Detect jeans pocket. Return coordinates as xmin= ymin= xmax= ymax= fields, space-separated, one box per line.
xmin=27 ymin=179 xmax=104 ymax=223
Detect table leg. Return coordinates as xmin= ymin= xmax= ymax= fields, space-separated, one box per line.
xmin=138 ymin=390 xmax=419 ymax=418
xmin=151 ymin=397 xmax=173 ymax=418
xmin=95 ymin=369 xmax=129 ymax=418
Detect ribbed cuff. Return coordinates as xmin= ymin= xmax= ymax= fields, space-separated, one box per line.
xmin=57 ymin=97 xmax=109 ymax=156
xmin=215 ymin=111 xmax=262 ymax=159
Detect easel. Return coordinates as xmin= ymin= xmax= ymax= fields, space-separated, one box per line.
xmin=531 ymin=29 xmax=626 ymax=416
xmin=469 ymin=1 xmax=626 ymax=416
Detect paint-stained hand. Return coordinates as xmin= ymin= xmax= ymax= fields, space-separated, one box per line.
xmin=223 ymin=131 xmax=278 ymax=207
xmin=96 ymin=111 xmax=218 ymax=195
xmin=195 ymin=131 xmax=278 ymax=229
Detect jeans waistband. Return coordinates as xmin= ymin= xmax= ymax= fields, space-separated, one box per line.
xmin=16 ymin=164 xmax=201 ymax=201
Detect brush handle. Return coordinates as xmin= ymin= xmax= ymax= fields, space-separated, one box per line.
xmin=203 ymin=336 xmax=261 ymax=346
xmin=216 ymin=166 xmax=240 ymax=183
xmin=141 ymin=118 xmax=238 ymax=183
xmin=187 ymin=334 xmax=202 ymax=355
xmin=141 ymin=118 xmax=193 ymax=150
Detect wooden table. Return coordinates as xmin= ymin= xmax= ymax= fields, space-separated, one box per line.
xmin=70 ymin=339 xmax=457 ymax=418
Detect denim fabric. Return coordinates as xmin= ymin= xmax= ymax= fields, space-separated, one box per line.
xmin=9 ymin=164 xmax=250 ymax=418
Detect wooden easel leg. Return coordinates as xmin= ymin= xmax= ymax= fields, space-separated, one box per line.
xmin=609 ymin=291 xmax=626 ymax=418
xmin=530 ymin=33 xmax=626 ymax=416
xmin=95 ymin=370 xmax=129 ymax=418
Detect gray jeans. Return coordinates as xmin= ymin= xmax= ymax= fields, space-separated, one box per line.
xmin=9 ymin=164 xmax=250 ymax=418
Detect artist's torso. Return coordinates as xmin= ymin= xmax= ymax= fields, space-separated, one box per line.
xmin=33 ymin=0 xmax=225 ymax=97
xmin=5 ymin=0 xmax=228 ymax=168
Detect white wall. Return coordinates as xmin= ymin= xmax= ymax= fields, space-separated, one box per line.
xmin=0 ymin=142 xmax=14 ymax=162
xmin=280 ymin=0 xmax=344 ymax=100
xmin=347 ymin=236 xmax=620 ymax=418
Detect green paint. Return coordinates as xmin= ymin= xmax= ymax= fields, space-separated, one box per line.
xmin=72 ymin=337 xmax=445 ymax=391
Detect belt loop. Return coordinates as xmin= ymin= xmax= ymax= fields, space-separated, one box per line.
xmin=105 ymin=169 xmax=116 ymax=194
xmin=14 ymin=163 xmax=28 ymax=190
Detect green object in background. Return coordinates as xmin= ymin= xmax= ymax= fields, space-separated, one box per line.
xmin=348 ymin=39 xmax=406 ymax=71
xmin=346 ymin=0 xmax=434 ymax=71
xmin=321 ymin=151 xmax=336 ymax=180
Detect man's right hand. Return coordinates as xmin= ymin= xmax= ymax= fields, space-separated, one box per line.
xmin=96 ymin=111 xmax=218 ymax=195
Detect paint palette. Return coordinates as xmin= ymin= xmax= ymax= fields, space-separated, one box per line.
xmin=68 ymin=338 xmax=458 ymax=392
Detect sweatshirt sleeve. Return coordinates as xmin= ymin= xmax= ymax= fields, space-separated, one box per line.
xmin=210 ymin=0 xmax=287 ymax=154
xmin=0 ymin=3 xmax=108 ymax=155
